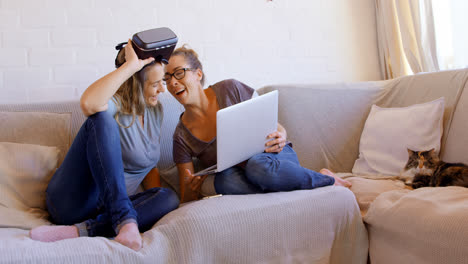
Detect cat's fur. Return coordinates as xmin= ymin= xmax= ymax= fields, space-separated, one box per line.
xmin=400 ymin=148 xmax=468 ymax=189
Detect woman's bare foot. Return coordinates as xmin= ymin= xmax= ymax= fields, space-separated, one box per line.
xmin=115 ymin=222 xmax=142 ymax=251
xmin=319 ymin=168 xmax=352 ymax=188
xmin=30 ymin=225 xmax=79 ymax=242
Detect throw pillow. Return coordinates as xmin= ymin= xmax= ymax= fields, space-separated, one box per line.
xmin=352 ymin=97 xmax=445 ymax=176
xmin=0 ymin=142 xmax=59 ymax=211
xmin=0 ymin=111 xmax=71 ymax=165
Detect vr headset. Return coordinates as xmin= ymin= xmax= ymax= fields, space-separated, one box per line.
xmin=115 ymin=27 xmax=178 ymax=68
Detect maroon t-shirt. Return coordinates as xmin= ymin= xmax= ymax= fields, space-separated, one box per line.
xmin=172 ymin=79 xmax=255 ymax=167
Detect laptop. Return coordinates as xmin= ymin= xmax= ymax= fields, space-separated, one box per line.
xmin=193 ymin=90 xmax=278 ymax=176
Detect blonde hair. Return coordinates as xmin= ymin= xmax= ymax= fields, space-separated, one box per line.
xmin=172 ymin=44 xmax=205 ymax=86
xmin=113 ymin=48 xmax=160 ymax=128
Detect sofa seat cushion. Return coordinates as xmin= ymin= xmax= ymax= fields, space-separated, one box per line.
xmin=364 ymin=186 xmax=468 ymax=264
xmin=337 ymin=173 xmax=411 ymax=217
xmin=0 ymin=187 xmax=369 ymax=264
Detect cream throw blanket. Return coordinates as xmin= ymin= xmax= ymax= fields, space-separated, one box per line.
xmin=365 ymin=187 xmax=468 ymax=264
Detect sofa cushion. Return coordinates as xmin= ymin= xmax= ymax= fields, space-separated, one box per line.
xmin=352 ymin=98 xmax=444 ymax=177
xmin=343 ymin=175 xmax=410 ymax=217
xmin=0 ymin=142 xmax=58 ymax=228
xmin=0 ymin=111 xmax=71 ymax=165
xmin=365 ymin=187 xmax=468 ymax=264
xmin=0 ymin=142 xmax=59 ymax=210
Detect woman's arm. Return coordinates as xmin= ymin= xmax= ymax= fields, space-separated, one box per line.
xmin=142 ymin=167 xmax=161 ymax=190
xmin=80 ymin=39 xmax=154 ymax=116
xmin=176 ymin=162 xmax=208 ymax=203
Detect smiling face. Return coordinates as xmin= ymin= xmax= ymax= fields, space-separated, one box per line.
xmin=165 ymin=55 xmax=203 ymax=105
xmin=141 ymin=63 xmax=165 ymax=107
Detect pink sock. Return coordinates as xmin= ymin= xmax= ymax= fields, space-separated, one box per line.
xmin=30 ymin=225 xmax=79 ymax=242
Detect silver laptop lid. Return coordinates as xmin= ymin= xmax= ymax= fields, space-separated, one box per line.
xmin=216 ymin=90 xmax=278 ymax=172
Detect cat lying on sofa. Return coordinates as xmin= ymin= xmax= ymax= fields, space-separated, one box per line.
xmin=401 ymin=149 xmax=468 ymax=188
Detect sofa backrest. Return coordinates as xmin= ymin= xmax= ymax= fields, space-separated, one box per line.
xmin=0 ymin=92 xmax=184 ymax=171
xmin=257 ymin=68 xmax=468 ymax=173
xmin=258 ymin=81 xmax=386 ymax=172
xmin=439 ymin=70 xmax=468 ymax=163
xmin=373 ymin=68 xmax=468 ymax=157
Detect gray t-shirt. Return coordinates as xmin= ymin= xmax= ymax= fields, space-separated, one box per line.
xmin=172 ymin=79 xmax=255 ymax=167
xmin=107 ymin=97 xmax=163 ymax=195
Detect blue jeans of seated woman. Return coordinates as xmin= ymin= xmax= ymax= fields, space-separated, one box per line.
xmin=46 ymin=111 xmax=179 ymax=237
xmin=214 ymin=145 xmax=335 ymax=195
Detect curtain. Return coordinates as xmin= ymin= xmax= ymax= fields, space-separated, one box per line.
xmin=375 ymin=0 xmax=440 ymax=79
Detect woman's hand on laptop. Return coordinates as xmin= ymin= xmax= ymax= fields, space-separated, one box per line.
xmin=265 ymin=131 xmax=287 ymax=153
xmin=184 ymin=169 xmax=208 ymax=194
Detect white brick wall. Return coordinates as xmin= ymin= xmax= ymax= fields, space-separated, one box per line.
xmin=0 ymin=0 xmax=381 ymax=103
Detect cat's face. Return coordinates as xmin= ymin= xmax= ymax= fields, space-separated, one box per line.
xmin=401 ymin=148 xmax=439 ymax=177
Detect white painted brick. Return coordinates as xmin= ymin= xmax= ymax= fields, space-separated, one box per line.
xmin=155 ymin=2 xmax=185 ymax=26
xmin=3 ymin=30 xmax=49 ymax=48
xmin=54 ymin=65 xmax=99 ymax=84
xmin=29 ymin=85 xmax=78 ymax=103
xmin=21 ymin=9 xmax=66 ymax=28
xmin=30 ymin=48 xmax=74 ymax=66
xmin=0 ymin=10 xmax=19 ymax=28
xmin=67 ymin=9 xmax=113 ymax=27
xmin=75 ymin=47 xmax=115 ymax=65
xmin=46 ymin=0 xmax=92 ymax=9
xmin=202 ymin=44 xmax=241 ymax=63
xmin=110 ymin=8 xmax=157 ymax=30
xmin=97 ymin=27 xmax=136 ymax=46
xmin=252 ymin=0 xmax=290 ymax=9
xmin=178 ymin=26 xmax=221 ymax=44
xmin=51 ymin=29 xmax=97 ymax=47
xmin=0 ymin=48 xmax=27 ymax=67
xmin=177 ymin=0 xmax=214 ymax=10
xmin=96 ymin=64 xmax=117 ymax=78
xmin=240 ymin=44 xmax=279 ymax=60
xmin=3 ymin=0 xmax=47 ymax=9
xmin=0 ymin=86 xmax=28 ymax=103
xmin=0 ymin=0 xmax=380 ymax=102
xmin=93 ymin=0 xmax=156 ymax=9
xmin=277 ymin=41 xmax=330 ymax=58
xmin=4 ymin=68 xmax=50 ymax=89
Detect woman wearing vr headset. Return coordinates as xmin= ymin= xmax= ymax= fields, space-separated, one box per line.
xmin=30 ymin=40 xmax=179 ymax=251
xmin=165 ymin=45 xmax=352 ymax=202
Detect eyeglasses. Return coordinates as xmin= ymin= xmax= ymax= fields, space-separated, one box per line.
xmin=163 ymin=68 xmax=195 ymax=82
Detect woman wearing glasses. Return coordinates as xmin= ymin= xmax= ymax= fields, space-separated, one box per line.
xmin=29 ymin=40 xmax=179 ymax=251
xmin=164 ymin=45 xmax=351 ymax=202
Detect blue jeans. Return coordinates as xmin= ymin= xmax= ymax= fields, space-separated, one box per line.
xmin=214 ymin=145 xmax=335 ymax=194
xmin=46 ymin=111 xmax=179 ymax=237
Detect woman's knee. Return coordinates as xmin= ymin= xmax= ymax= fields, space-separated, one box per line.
xmin=245 ymin=154 xmax=278 ymax=177
xmin=87 ymin=111 xmax=118 ymax=131
xmin=245 ymin=154 xmax=282 ymax=189
xmin=149 ymin=187 xmax=179 ymax=211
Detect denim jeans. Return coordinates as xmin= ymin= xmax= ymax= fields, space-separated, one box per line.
xmin=214 ymin=145 xmax=335 ymax=194
xmin=46 ymin=111 xmax=179 ymax=237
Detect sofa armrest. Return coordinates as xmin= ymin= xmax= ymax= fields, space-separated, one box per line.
xmin=258 ymin=81 xmax=386 ymax=172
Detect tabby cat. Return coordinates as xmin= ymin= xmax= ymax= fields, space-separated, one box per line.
xmin=400 ymin=148 xmax=468 ymax=189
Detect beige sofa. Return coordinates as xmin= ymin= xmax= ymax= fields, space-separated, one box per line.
xmin=1 ymin=68 xmax=467 ymax=263
xmin=0 ymin=90 xmax=367 ymax=262
xmin=260 ymin=68 xmax=468 ymax=264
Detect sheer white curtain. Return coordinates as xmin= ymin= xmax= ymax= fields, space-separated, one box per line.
xmin=375 ymin=0 xmax=440 ymax=79
xmin=432 ymin=0 xmax=468 ymax=70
